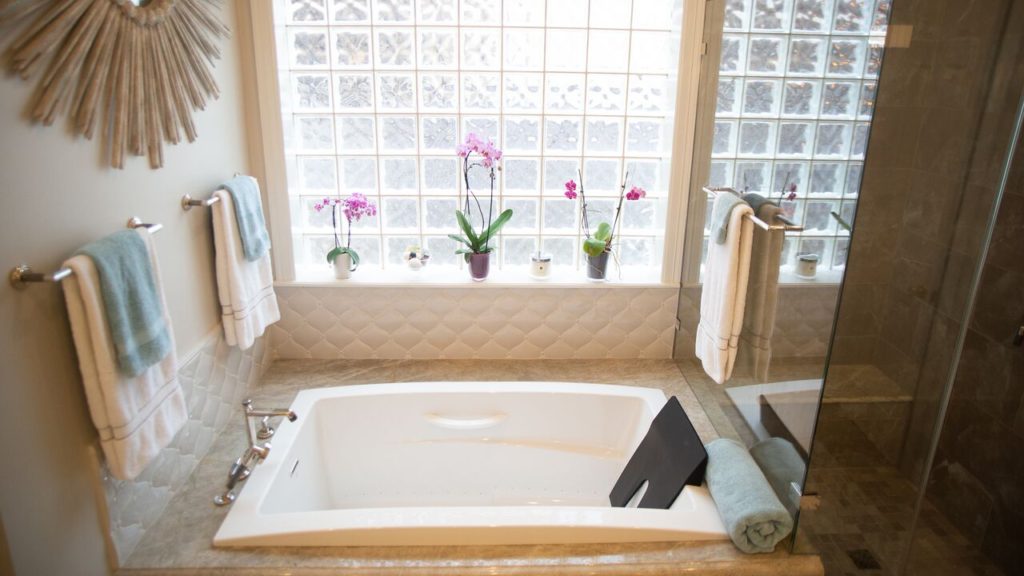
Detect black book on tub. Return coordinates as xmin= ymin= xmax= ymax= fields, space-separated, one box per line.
xmin=609 ymin=396 xmax=708 ymax=509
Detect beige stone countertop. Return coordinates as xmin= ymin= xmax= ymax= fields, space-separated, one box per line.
xmin=118 ymin=359 xmax=823 ymax=575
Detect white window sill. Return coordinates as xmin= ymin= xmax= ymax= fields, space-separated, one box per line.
xmin=278 ymin=266 xmax=673 ymax=289
xmin=777 ymin=268 xmax=844 ymax=286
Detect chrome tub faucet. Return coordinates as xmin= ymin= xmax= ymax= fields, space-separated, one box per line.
xmin=214 ymin=399 xmax=298 ymax=506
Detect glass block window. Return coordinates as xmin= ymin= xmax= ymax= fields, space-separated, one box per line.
xmin=705 ymin=0 xmax=890 ymax=274
xmin=274 ymin=0 xmax=684 ymax=276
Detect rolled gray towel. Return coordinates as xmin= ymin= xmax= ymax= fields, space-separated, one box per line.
xmin=705 ymin=438 xmax=794 ymax=553
xmin=750 ymin=437 xmax=807 ymax=519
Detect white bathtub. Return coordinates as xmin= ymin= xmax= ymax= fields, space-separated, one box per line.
xmin=213 ymin=382 xmax=728 ymax=547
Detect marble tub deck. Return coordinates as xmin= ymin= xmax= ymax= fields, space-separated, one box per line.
xmin=119 ymin=359 xmax=823 ymax=575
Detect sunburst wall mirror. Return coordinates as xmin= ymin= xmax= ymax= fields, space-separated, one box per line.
xmin=0 ymin=0 xmax=229 ymax=169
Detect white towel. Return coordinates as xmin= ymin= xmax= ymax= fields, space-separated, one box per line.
xmin=62 ymin=228 xmax=187 ymax=480
xmin=211 ymin=184 xmax=280 ymax=350
xmin=696 ymin=197 xmax=754 ymax=384
xmin=736 ymin=203 xmax=784 ymax=382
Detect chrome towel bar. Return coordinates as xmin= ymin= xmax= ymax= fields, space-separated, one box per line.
xmin=9 ymin=217 xmax=163 ymax=289
xmin=703 ymin=187 xmax=805 ymax=232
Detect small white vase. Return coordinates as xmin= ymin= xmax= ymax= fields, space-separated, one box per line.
xmin=332 ymin=253 xmax=354 ymax=279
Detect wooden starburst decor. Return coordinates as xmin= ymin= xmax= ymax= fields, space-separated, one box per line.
xmin=0 ymin=0 xmax=229 ymax=169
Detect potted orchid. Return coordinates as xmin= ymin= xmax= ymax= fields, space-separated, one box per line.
xmin=450 ymin=133 xmax=513 ymax=281
xmin=564 ymin=172 xmax=646 ymax=280
xmin=314 ymin=192 xmax=377 ymax=279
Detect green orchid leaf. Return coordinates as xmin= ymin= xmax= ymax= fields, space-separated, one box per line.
xmin=594 ymin=222 xmax=612 ymax=242
xmin=583 ymin=237 xmax=609 ymax=257
xmin=478 ymin=209 xmax=514 ymax=245
xmin=325 ymin=246 xmax=343 ymax=263
xmin=448 ymin=234 xmax=472 ymax=247
xmin=455 ymin=210 xmax=479 ymax=249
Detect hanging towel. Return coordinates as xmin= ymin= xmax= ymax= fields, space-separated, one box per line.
xmin=212 ymin=181 xmax=280 ymax=350
xmin=222 ymin=175 xmax=271 ymax=262
xmin=705 ymin=438 xmax=794 ymax=553
xmin=62 ymin=228 xmax=186 ymax=480
xmin=711 ymin=192 xmax=744 ymax=245
xmin=735 ymin=196 xmax=784 ymax=381
xmin=696 ymin=195 xmax=754 ymax=384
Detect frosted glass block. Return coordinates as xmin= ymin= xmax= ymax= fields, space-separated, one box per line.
xmin=504 ymin=117 xmax=540 ymax=152
xmin=422 ymin=158 xmax=458 ymax=191
xmin=544 ymin=159 xmax=580 ymax=192
xmin=590 ymin=0 xmax=632 ymax=28
xmin=461 ymin=73 xmax=500 ymax=111
xmin=303 ymin=196 xmax=334 ymax=230
xmin=421 ymin=116 xmax=457 ymax=151
xmin=294 ymin=74 xmax=331 ymax=110
xmin=845 ymin=163 xmax=863 ymax=196
xmin=461 ymin=0 xmax=500 ymax=24
xmin=503 ymin=199 xmax=538 ymax=231
xmin=341 ymin=157 xmax=377 ymax=189
xmin=632 ymin=0 xmax=674 ymax=29
xmin=376 ymin=29 xmax=414 ymax=67
xmin=374 ymin=0 xmax=412 ymax=22
xmin=748 ymin=37 xmax=786 ymax=74
xmin=743 ymin=79 xmax=780 ymax=115
xmin=839 ymin=199 xmax=857 ymax=230
xmin=821 ymin=82 xmax=857 ymax=118
xmin=804 ymin=199 xmax=838 ymax=232
xmin=851 ymin=124 xmax=870 ymax=158
xmin=772 ymin=161 xmax=808 ymax=193
xmin=299 ymin=157 xmax=337 ymax=191
xmin=827 ymin=39 xmax=866 ymax=77
xmin=833 ymin=237 xmax=850 ymax=269
xmin=383 ymin=197 xmax=419 ymax=229
xmin=544 ymin=118 xmax=582 ymax=154
xmin=417 ymin=0 xmax=456 ymax=23
xmin=736 ymin=162 xmax=769 ymax=192
xmin=463 ymin=117 xmax=499 ymax=142
xmin=504 ymin=29 xmax=544 ymax=70
xmin=466 ymin=162 xmax=494 ymax=192
xmin=585 ymin=199 xmax=616 ymax=227
xmin=625 ymin=120 xmax=659 ymax=154
xmin=289 ymin=0 xmax=327 ymax=22
xmin=305 ymin=235 xmax=335 ymax=267
xmin=717 ymin=78 xmax=739 ymax=115
xmin=382 ymin=158 xmax=418 ymax=190
xmin=625 ymin=160 xmax=660 ymax=192
xmin=814 ymin=123 xmax=850 ymax=157
xmin=504 ymin=159 xmax=539 ymax=191
xmin=586 ymin=75 xmax=627 ymax=115
xmin=810 ymin=162 xmax=845 ymax=195
xmin=583 ymin=159 xmax=620 ymax=193
xmin=462 ymin=30 xmax=500 ymax=69
xmin=504 ymin=74 xmax=543 ymax=111
xmin=289 ymin=30 xmax=328 ymax=67
xmin=712 ymin=121 xmax=737 ymax=156
xmin=333 ymin=30 xmax=371 ymax=67
xmin=379 ymin=116 xmax=416 ymax=151
xmin=832 ymin=0 xmax=869 ymax=33
xmin=724 ymin=0 xmax=750 ymax=30
xmin=779 ymin=236 xmax=796 ymax=267
xmin=378 ymin=74 xmax=416 ymax=109
xmin=590 ymin=119 xmax=624 ymax=154
xmin=619 ymin=238 xmax=654 ymax=267
xmin=418 ymin=30 xmax=456 ymax=68
xmin=504 ymin=238 xmax=537 ymax=266
xmin=622 ymin=200 xmax=655 ymax=230
xmin=297 ymin=117 xmax=334 ymax=151
xmin=542 ymin=237 xmax=576 ymax=267
xmin=420 ymin=73 xmax=457 ymax=110
xmin=778 ymin=198 xmax=803 ymax=225
xmin=778 ymin=123 xmax=812 ymax=157
xmin=864 ymin=40 xmax=883 ymax=76
xmin=543 ymin=199 xmax=577 ymax=230
xmin=628 ymin=75 xmax=668 ymax=114
xmin=338 ymin=117 xmax=375 ymax=151
xmin=719 ymin=35 xmax=747 ymax=73
xmin=783 ymin=80 xmax=820 ymax=116
xmin=546 ymin=74 xmax=586 ymax=113
xmin=752 ymin=0 xmax=789 ymax=31
xmin=349 ymin=236 xmax=380 ymax=265
xmin=793 ymin=0 xmax=830 ymax=31
xmin=859 ymin=82 xmax=877 ymax=118
xmin=332 ymin=0 xmax=370 ymax=22
xmin=546 ymin=29 xmax=587 ymax=71
xmin=546 ymin=0 xmax=588 ymax=28
xmin=738 ymin=121 xmax=774 ymax=156
xmin=589 ymin=31 xmax=630 ymax=73
xmin=504 ymin=0 xmax=545 ymax=26
xmin=424 ymin=236 xmax=458 ymax=266
xmin=386 ymin=237 xmax=421 ymax=265
xmin=872 ymin=0 xmax=892 ymax=33
xmin=709 ymin=160 xmax=734 ymax=188
xmin=630 ymin=32 xmax=672 ymax=74
xmin=787 ymin=38 xmax=825 ymax=75
xmin=336 ymin=74 xmax=374 ymax=110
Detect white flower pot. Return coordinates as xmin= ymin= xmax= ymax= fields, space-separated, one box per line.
xmin=332 ymin=253 xmax=354 ymax=279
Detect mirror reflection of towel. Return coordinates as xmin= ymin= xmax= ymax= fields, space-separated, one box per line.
xmin=736 ymin=195 xmax=784 ymax=382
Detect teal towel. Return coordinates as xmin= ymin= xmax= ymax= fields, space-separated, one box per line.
xmin=222 ymin=175 xmax=270 ymax=262
xmin=741 ymin=193 xmax=775 ymax=215
xmin=77 ymin=230 xmax=172 ymax=377
xmin=750 ymin=437 xmax=807 ymax=519
xmin=705 ymin=438 xmax=794 ymax=554
xmin=711 ymin=193 xmax=744 ymax=245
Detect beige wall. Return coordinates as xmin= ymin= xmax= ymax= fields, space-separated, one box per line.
xmin=0 ymin=2 xmax=250 ymax=574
